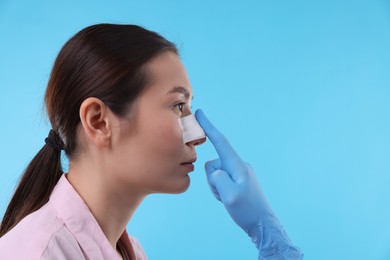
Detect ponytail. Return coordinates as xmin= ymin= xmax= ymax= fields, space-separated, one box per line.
xmin=0 ymin=144 xmax=63 ymax=237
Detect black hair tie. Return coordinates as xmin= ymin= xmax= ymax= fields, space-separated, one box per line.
xmin=45 ymin=130 xmax=65 ymax=151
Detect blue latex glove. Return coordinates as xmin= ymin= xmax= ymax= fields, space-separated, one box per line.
xmin=195 ymin=109 xmax=303 ymax=260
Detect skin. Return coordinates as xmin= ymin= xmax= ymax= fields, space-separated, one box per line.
xmin=66 ymin=51 xmax=204 ymax=257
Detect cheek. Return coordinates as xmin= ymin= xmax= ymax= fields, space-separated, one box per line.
xmin=156 ymin=119 xmax=183 ymax=148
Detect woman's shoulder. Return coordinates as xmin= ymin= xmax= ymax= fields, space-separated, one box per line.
xmin=0 ymin=201 xmax=66 ymax=259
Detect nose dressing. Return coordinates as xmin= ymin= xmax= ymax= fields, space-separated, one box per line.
xmin=178 ymin=114 xmax=206 ymax=144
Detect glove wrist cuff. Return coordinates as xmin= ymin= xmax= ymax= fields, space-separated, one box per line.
xmin=248 ymin=221 xmax=304 ymax=259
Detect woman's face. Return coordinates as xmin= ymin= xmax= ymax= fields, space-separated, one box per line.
xmin=110 ymin=51 xmax=203 ymax=195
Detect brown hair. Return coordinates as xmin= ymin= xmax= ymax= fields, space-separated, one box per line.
xmin=0 ymin=23 xmax=177 ymax=237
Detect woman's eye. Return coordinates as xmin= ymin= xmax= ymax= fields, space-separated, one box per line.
xmin=173 ymin=102 xmax=185 ymax=112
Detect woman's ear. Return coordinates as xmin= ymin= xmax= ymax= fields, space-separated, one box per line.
xmin=79 ymin=97 xmax=112 ymax=148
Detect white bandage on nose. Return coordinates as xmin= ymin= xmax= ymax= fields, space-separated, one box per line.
xmin=178 ymin=114 xmax=206 ymax=144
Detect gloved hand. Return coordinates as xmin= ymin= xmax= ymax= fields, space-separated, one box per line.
xmin=195 ymin=109 xmax=303 ymax=260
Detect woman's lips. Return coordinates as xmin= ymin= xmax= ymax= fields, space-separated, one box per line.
xmin=181 ymin=158 xmax=196 ymax=172
xmin=181 ymin=162 xmax=195 ymax=172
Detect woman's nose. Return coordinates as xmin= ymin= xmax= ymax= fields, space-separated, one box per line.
xmin=178 ymin=113 xmax=207 ymax=146
xmin=186 ymin=136 xmax=206 ymax=147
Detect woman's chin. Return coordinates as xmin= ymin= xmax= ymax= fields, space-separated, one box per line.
xmin=160 ymin=176 xmax=191 ymax=194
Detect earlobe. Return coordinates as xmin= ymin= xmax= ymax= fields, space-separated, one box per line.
xmin=79 ymin=97 xmax=111 ymax=148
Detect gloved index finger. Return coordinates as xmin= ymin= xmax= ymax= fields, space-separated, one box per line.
xmin=195 ymin=109 xmax=243 ymax=170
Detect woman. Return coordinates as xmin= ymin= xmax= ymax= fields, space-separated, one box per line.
xmin=0 ymin=24 xmax=303 ymax=259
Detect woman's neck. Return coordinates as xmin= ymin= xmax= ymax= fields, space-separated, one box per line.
xmin=66 ymin=162 xmax=145 ymax=250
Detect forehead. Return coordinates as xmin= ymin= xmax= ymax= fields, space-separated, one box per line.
xmin=144 ymin=51 xmax=192 ymax=97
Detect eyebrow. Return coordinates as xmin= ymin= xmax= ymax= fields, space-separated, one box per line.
xmin=167 ymin=86 xmax=192 ymax=100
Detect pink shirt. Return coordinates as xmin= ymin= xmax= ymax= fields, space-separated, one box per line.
xmin=0 ymin=174 xmax=147 ymax=259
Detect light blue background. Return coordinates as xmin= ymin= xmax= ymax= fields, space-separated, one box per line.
xmin=1 ymin=1 xmax=389 ymax=259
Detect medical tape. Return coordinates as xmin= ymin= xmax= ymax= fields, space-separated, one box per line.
xmin=178 ymin=114 xmax=206 ymax=144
